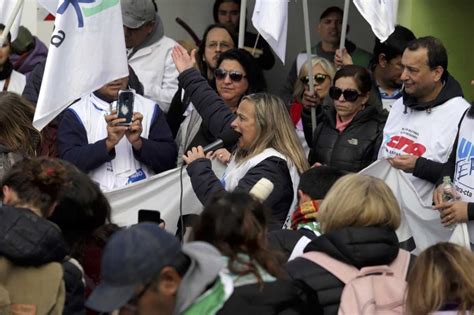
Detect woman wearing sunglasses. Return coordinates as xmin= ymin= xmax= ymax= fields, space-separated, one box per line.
xmin=307 ymin=65 xmax=386 ymax=172
xmin=167 ymin=24 xmax=237 ymax=164
xmin=291 ymin=57 xmax=336 ymax=155
xmin=172 ymin=44 xmax=308 ymax=228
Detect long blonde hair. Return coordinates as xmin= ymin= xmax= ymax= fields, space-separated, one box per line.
xmin=406 ymin=242 xmax=474 ymax=315
xmin=318 ymin=174 xmax=401 ymax=233
xmin=234 ymin=93 xmax=309 ymax=174
xmin=0 ymin=92 xmax=41 ymax=157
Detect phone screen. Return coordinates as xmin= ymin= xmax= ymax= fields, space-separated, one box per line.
xmin=116 ymin=90 xmax=134 ymax=125
xmin=138 ymin=209 xmax=161 ymax=224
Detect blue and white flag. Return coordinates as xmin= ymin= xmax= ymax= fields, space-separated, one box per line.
xmin=353 ymin=0 xmax=397 ymax=42
xmin=251 ymin=0 xmax=288 ymax=64
xmin=33 ymin=0 xmax=128 ymax=130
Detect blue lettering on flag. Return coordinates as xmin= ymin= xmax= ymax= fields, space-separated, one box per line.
xmin=57 ymin=0 xmax=95 ymax=28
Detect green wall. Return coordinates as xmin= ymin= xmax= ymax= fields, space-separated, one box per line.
xmin=398 ymin=0 xmax=474 ymax=101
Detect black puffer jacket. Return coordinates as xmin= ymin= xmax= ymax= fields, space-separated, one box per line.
xmin=285 ymin=226 xmax=409 ymax=315
xmin=0 ymin=206 xmax=85 ymax=315
xmin=307 ymin=105 xmax=386 ymax=172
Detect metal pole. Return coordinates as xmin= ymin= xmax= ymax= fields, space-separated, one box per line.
xmin=302 ymin=0 xmax=316 ymax=132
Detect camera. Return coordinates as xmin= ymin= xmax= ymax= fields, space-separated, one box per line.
xmin=116 ymin=89 xmax=135 ymax=126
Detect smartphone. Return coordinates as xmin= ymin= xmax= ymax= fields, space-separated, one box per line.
xmin=116 ymin=89 xmax=134 ymax=126
xmin=138 ymin=209 xmax=161 ymax=224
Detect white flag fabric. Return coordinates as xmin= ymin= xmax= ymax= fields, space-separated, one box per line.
xmin=353 ymin=0 xmax=397 ymax=42
xmin=33 ymin=0 xmax=128 ymax=130
xmin=251 ymin=0 xmax=288 ymax=64
xmin=360 ymin=160 xmax=471 ymax=254
xmin=105 ymin=161 xmax=226 ymax=233
xmin=0 ymin=0 xmax=23 ymax=41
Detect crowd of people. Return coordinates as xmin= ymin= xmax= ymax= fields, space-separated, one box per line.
xmin=0 ymin=0 xmax=474 ymax=314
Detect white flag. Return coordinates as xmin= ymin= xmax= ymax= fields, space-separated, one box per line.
xmin=353 ymin=0 xmax=397 ymax=42
xmin=0 ymin=0 xmax=23 ymax=41
xmin=33 ymin=0 xmax=128 ymax=130
xmin=251 ymin=0 xmax=288 ymax=64
xmin=360 ymin=160 xmax=471 ymax=254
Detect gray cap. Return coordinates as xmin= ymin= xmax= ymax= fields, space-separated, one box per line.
xmin=121 ymin=0 xmax=157 ymax=29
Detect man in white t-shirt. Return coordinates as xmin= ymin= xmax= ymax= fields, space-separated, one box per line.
xmin=378 ymin=36 xmax=470 ymax=204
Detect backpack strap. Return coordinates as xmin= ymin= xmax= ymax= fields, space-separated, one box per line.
xmin=302 ymin=251 xmax=359 ymax=284
xmin=388 ymin=249 xmax=411 ymax=279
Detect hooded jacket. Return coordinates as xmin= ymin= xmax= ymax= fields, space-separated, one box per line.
xmin=285 ymin=226 xmax=409 ymax=315
xmin=175 ymin=242 xmax=227 ymax=314
xmin=307 ymin=104 xmax=386 ymax=172
xmin=403 ymin=73 xmax=468 ymax=184
xmin=0 ymin=205 xmax=85 ymax=315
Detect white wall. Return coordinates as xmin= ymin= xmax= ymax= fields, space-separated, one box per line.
xmin=22 ymin=0 xmax=375 ymax=94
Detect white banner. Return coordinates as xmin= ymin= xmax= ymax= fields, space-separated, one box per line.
xmin=353 ymin=0 xmax=397 ymax=42
xmin=251 ymin=0 xmax=288 ymax=64
xmin=361 ymin=160 xmax=471 ymax=254
xmin=105 ymin=161 xmax=226 ymax=233
xmin=34 ymin=0 xmax=128 ymax=130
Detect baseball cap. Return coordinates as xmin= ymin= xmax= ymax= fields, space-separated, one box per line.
xmin=121 ymin=0 xmax=157 ymax=29
xmin=85 ymin=223 xmax=181 ymax=313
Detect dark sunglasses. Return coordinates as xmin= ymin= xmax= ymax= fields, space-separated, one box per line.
xmin=214 ymin=68 xmax=246 ymax=82
xmin=329 ymin=86 xmax=362 ymax=102
xmin=300 ymin=74 xmax=329 ymax=85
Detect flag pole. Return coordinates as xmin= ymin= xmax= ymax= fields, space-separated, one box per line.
xmin=302 ymin=0 xmax=316 ymax=132
xmin=238 ymin=0 xmax=247 ymax=48
xmin=0 ymin=0 xmax=24 ymax=46
xmin=339 ymin=0 xmax=350 ymax=51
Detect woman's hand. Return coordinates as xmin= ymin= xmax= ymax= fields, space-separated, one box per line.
xmin=334 ymin=48 xmax=353 ymax=68
xmin=183 ymin=146 xmax=207 ymax=165
xmin=171 ymin=44 xmax=196 ymax=73
xmin=211 ymin=148 xmax=232 ymax=164
xmin=301 ymin=90 xmax=322 ymax=109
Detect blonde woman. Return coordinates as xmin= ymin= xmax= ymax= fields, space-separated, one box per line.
xmin=172 ymin=44 xmax=309 ymax=227
xmin=406 ymin=242 xmax=474 ymax=315
xmin=290 ymin=57 xmax=336 ymax=154
xmin=286 ymin=174 xmax=412 ymax=314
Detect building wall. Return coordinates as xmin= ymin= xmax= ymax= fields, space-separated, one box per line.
xmin=398 ymin=0 xmax=474 ymax=101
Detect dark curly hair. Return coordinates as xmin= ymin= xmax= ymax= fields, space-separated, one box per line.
xmin=1 ymin=157 xmax=68 ymax=217
xmin=216 ymin=48 xmax=267 ymax=93
xmin=192 ymin=192 xmax=282 ymax=285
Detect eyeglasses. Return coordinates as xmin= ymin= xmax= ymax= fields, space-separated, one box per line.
xmin=329 ymin=86 xmax=362 ymax=102
xmin=300 ymin=74 xmax=329 ymax=85
xmin=214 ymin=68 xmax=246 ymax=82
xmin=206 ymin=41 xmax=232 ymax=50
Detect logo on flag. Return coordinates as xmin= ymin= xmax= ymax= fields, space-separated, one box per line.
xmin=34 ymin=0 xmax=128 ymax=130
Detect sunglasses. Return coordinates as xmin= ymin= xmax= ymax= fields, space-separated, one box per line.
xmin=214 ymin=68 xmax=246 ymax=82
xmin=300 ymin=74 xmax=329 ymax=85
xmin=329 ymin=86 xmax=362 ymax=102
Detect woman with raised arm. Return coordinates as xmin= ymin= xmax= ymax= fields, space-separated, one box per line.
xmin=172 ymin=45 xmax=308 ymax=228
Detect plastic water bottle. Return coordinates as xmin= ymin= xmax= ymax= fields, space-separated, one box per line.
xmin=441 ymin=176 xmax=459 ymax=230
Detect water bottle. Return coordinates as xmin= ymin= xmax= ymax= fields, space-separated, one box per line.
xmin=441 ymin=176 xmax=459 ymax=230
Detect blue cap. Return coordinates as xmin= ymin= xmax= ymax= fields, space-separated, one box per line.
xmin=85 ymin=223 xmax=180 ymax=312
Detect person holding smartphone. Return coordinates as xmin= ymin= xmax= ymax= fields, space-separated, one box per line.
xmin=57 ymin=75 xmax=177 ymax=191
